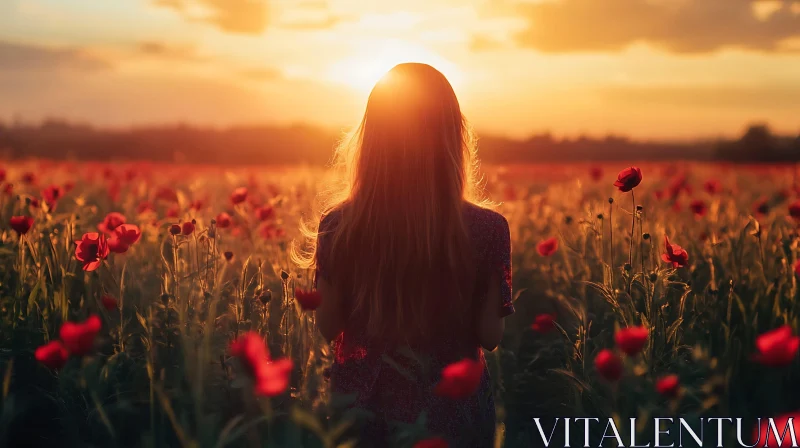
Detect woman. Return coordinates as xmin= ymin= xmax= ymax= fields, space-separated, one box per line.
xmin=295 ymin=63 xmax=513 ymax=447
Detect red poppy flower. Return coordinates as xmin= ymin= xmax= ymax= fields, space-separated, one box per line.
xmin=752 ymin=325 xmax=799 ymax=367
xmin=230 ymin=332 xmax=271 ymax=377
xmin=59 ymin=315 xmax=102 ymax=356
xmin=295 ymin=288 xmax=322 ymax=311
xmin=594 ymin=349 xmax=623 ymax=381
xmin=35 ymin=340 xmax=69 ymax=370
xmin=255 ymin=205 xmax=275 ymax=221
xmin=0 ymin=168 xmax=5 ymax=183
xmin=789 ymin=200 xmax=800 ymax=220
xmin=613 ymin=167 xmax=642 ymax=192
xmin=589 ymin=166 xmax=603 ymax=182
xmin=689 ymin=199 xmax=707 ymax=217
xmin=752 ymin=411 xmax=800 ymax=448
xmin=536 ymin=237 xmax=558 ymax=257
xmin=229 ymin=332 xmax=292 ymax=397
xmin=703 ymin=179 xmax=721 ymax=195
xmin=42 ymin=184 xmax=63 ymax=207
xmin=661 ymin=235 xmax=689 ymax=268
xmin=169 ymin=224 xmax=182 ymax=235
xmin=253 ymin=358 xmax=293 ymax=397
xmin=231 ymin=187 xmax=248 ymax=205
xmin=108 ymin=237 xmax=129 ymax=254
xmin=434 ymin=358 xmax=484 ymax=399
xmin=10 ymin=216 xmax=34 ymax=236
xmin=414 ymin=438 xmax=449 ymax=448
xmin=114 ymin=224 xmax=141 ymax=246
xmin=656 ymin=374 xmax=680 ymax=398
xmin=97 ymin=212 xmax=126 ymax=234
xmin=101 ymin=295 xmax=118 ymax=311
xmin=531 ymin=314 xmax=556 ymax=334
xmin=615 ymin=326 xmax=649 ymax=355
xmin=216 ymin=212 xmax=232 ymax=228
xmin=182 ymin=221 xmax=195 ymax=235
xmin=794 ymin=260 xmax=800 ymax=277
xmin=75 ymin=233 xmax=109 ymax=271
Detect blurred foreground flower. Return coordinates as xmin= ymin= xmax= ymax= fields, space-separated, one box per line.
xmin=295 ymin=289 xmax=322 ymax=310
xmin=35 ymin=341 xmax=69 ymax=370
xmin=594 ymin=349 xmax=623 ymax=381
xmin=531 ymin=314 xmax=556 ymax=334
xmin=613 ymin=167 xmax=642 ymax=192
xmin=434 ymin=358 xmax=483 ymax=399
xmin=60 ymin=315 xmax=102 ymax=356
xmin=75 ymin=233 xmax=109 ymax=271
xmin=229 ymin=332 xmax=292 ymax=397
xmin=655 ymin=374 xmax=680 ymax=398
xmin=615 ymin=326 xmax=649 ymax=355
xmin=752 ymin=325 xmax=799 ymax=367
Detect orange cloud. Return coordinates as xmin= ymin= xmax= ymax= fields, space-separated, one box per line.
xmin=513 ymin=0 xmax=800 ymax=53
xmin=153 ymin=0 xmax=269 ymax=35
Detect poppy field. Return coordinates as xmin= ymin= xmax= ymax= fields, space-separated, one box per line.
xmin=2 ymin=160 xmax=800 ymax=448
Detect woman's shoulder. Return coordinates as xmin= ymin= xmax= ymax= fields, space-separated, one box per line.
xmin=463 ymin=202 xmax=509 ymax=231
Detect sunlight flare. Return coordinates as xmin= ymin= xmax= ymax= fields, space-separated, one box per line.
xmin=326 ymin=39 xmax=464 ymax=93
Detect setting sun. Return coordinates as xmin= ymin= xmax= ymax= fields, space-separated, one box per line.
xmin=326 ymin=39 xmax=464 ymax=93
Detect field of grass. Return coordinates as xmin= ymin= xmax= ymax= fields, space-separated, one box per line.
xmin=1 ymin=160 xmax=799 ymax=448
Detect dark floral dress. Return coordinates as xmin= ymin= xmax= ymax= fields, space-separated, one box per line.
xmin=315 ymin=202 xmax=514 ymax=447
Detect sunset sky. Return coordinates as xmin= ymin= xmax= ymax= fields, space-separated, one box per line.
xmin=0 ymin=0 xmax=799 ymax=139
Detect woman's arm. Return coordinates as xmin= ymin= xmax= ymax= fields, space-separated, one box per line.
xmin=315 ymin=277 xmax=343 ymax=342
xmin=478 ymin=270 xmax=505 ymax=351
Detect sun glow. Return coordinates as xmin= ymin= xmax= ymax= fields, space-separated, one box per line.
xmin=326 ymin=39 xmax=464 ymax=93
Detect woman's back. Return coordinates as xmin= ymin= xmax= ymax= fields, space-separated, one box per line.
xmin=315 ymin=202 xmax=513 ymax=446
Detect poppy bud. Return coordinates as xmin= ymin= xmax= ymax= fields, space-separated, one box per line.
xmin=169 ymin=224 xmax=181 ymax=235
xmin=210 ymin=219 xmax=217 ymax=225
xmin=161 ymin=293 xmax=170 ymax=304
xmin=191 ymin=218 xmax=197 ymax=225
xmin=649 ymin=273 xmax=658 ymax=282
xmin=259 ymin=290 xmax=272 ymax=304
xmin=624 ymin=263 xmax=632 ymax=271
xmin=565 ymin=216 xmax=573 ymax=225
xmin=224 ymin=251 xmax=234 ymax=261
xmin=280 ymin=270 xmax=289 ymax=280
xmin=643 ymin=233 xmax=650 ymax=240
xmin=203 ymin=291 xmax=212 ymax=299
xmin=597 ymin=214 xmax=604 ymax=220
xmin=636 ymin=205 xmax=643 ymax=211
xmin=608 ymin=198 xmax=614 ymax=204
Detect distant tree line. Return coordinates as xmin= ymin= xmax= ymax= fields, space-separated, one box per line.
xmin=0 ymin=119 xmax=797 ymax=164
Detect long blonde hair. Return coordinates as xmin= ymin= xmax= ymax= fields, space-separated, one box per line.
xmin=294 ymin=63 xmax=488 ymax=342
